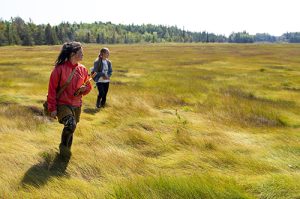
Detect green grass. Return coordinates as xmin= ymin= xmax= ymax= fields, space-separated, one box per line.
xmin=111 ymin=175 xmax=253 ymax=199
xmin=0 ymin=43 xmax=299 ymax=198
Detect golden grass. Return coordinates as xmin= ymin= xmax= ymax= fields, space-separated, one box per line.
xmin=0 ymin=43 xmax=299 ymax=198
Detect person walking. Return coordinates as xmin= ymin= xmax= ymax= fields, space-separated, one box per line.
xmin=46 ymin=41 xmax=92 ymax=156
xmin=92 ymin=47 xmax=112 ymax=108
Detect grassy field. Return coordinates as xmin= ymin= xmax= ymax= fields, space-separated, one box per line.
xmin=0 ymin=43 xmax=299 ymax=198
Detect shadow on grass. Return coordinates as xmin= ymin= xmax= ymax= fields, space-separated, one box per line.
xmin=21 ymin=152 xmax=71 ymax=188
xmin=83 ymin=107 xmax=100 ymax=115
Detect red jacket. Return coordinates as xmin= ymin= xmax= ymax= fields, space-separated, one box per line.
xmin=47 ymin=61 xmax=92 ymax=112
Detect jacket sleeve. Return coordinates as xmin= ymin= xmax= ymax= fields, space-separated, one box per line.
xmin=95 ymin=60 xmax=106 ymax=77
xmin=108 ymin=61 xmax=113 ymax=77
xmin=47 ymin=67 xmax=60 ymax=112
xmin=93 ymin=60 xmax=99 ymax=73
xmin=93 ymin=60 xmax=100 ymax=82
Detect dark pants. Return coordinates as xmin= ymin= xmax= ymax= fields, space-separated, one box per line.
xmin=60 ymin=115 xmax=76 ymax=149
xmin=57 ymin=105 xmax=81 ymax=151
xmin=96 ymin=82 xmax=110 ymax=108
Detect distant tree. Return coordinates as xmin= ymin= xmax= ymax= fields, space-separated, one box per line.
xmin=111 ymin=31 xmax=117 ymax=44
xmin=96 ymin=32 xmax=105 ymax=43
xmin=163 ymin=29 xmax=171 ymax=42
xmin=45 ymin=24 xmax=59 ymax=45
xmin=229 ymin=31 xmax=254 ymax=43
xmin=9 ymin=17 xmax=22 ymax=45
xmin=22 ymin=26 xmax=34 ymax=45
xmin=152 ymin=32 xmax=158 ymax=43
xmin=284 ymin=32 xmax=300 ymax=43
xmin=0 ymin=20 xmax=8 ymax=45
xmin=142 ymin=32 xmax=152 ymax=42
xmin=255 ymin=33 xmax=276 ymax=42
xmin=206 ymin=32 xmax=209 ymax=43
xmin=56 ymin=26 xmax=64 ymax=43
xmin=34 ymin=25 xmax=45 ymax=45
xmin=67 ymin=26 xmax=75 ymax=41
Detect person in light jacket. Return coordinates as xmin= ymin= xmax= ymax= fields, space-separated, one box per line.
xmin=92 ymin=47 xmax=112 ymax=108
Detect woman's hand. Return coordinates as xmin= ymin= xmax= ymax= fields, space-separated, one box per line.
xmin=50 ymin=110 xmax=57 ymax=119
xmin=78 ymin=85 xmax=87 ymax=93
xmin=74 ymin=85 xmax=87 ymax=96
xmin=103 ymin=76 xmax=110 ymax=80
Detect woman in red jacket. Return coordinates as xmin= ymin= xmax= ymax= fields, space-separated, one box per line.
xmin=47 ymin=41 xmax=92 ymax=156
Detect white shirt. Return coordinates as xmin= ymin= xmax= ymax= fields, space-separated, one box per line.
xmin=98 ymin=60 xmax=110 ymax=83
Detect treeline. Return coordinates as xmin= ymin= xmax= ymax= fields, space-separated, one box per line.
xmin=228 ymin=31 xmax=300 ymax=43
xmin=0 ymin=17 xmax=299 ymax=46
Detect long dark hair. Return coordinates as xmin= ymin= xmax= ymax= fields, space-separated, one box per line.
xmin=55 ymin=41 xmax=82 ymax=66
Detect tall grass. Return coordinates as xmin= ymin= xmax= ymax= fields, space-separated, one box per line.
xmin=0 ymin=43 xmax=299 ymax=198
xmin=111 ymin=174 xmax=253 ymax=199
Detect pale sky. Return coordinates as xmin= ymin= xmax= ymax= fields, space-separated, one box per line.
xmin=1 ymin=0 xmax=299 ymax=36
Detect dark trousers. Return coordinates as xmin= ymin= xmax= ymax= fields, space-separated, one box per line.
xmin=60 ymin=115 xmax=76 ymax=149
xmin=57 ymin=105 xmax=81 ymax=151
xmin=96 ymin=82 xmax=110 ymax=107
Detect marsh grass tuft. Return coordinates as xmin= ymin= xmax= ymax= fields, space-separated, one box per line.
xmin=0 ymin=103 xmax=48 ymax=131
xmin=111 ymin=175 xmax=253 ymax=199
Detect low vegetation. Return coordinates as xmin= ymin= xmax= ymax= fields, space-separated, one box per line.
xmin=0 ymin=43 xmax=299 ymax=198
